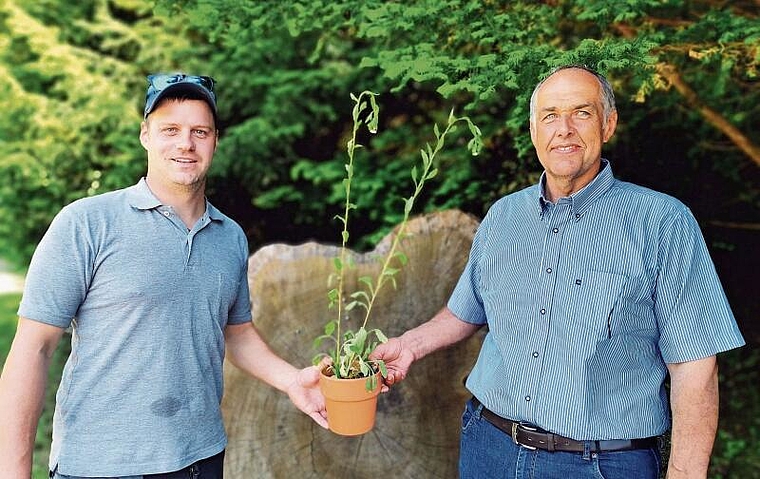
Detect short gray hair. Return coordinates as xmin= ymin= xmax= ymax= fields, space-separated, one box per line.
xmin=529 ymin=65 xmax=616 ymax=124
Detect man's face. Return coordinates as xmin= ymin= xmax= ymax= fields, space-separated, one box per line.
xmin=529 ymin=68 xmax=617 ymax=198
xmin=140 ymin=99 xmax=218 ymax=192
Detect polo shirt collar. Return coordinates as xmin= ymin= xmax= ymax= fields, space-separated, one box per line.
xmin=538 ymin=159 xmax=615 ymax=219
xmin=127 ymin=178 xmax=224 ymax=223
xmin=127 ymin=178 xmax=162 ymax=210
xmin=205 ymin=201 xmax=225 ymax=222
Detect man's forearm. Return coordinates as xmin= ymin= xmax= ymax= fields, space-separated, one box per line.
xmin=0 ymin=337 xmax=54 ymax=476
xmin=224 ymin=322 xmax=301 ymax=392
xmin=399 ymin=307 xmax=481 ymax=362
xmin=666 ymin=356 xmax=719 ymax=478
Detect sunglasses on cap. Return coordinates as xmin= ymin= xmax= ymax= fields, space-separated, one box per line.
xmin=144 ymin=73 xmax=218 ymax=119
xmin=147 ymin=73 xmax=216 ymax=94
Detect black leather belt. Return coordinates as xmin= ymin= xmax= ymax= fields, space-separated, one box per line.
xmin=472 ymin=397 xmax=659 ymax=453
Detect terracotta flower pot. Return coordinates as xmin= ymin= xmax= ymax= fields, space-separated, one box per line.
xmin=319 ymin=369 xmax=381 ymax=436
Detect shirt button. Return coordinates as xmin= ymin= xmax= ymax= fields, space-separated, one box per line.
xmin=546 ymin=268 xmax=552 ymax=274
xmin=525 ymin=395 xmax=531 ymax=402
xmin=163 ymin=211 xmax=171 ymax=217
xmin=540 ymin=308 xmax=546 ymax=315
xmin=552 ymin=228 xmax=559 ymax=233
xmin=532 ymin=351 xmax=539 ymax=358
xmin=575 ymin=213 xmax=581 ymax=219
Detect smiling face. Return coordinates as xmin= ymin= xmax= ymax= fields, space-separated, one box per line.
xmin=140 ymin=98 xmax=218 ymax=196
xmin=529 ymin=68 xmax=617 ymax=201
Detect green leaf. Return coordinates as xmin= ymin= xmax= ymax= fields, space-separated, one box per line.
xmin=365 ymin=375 xmax=378 ymax=391
xmin=327 ymin=288 xmax=338 ymax=303
xmin=324 ymin=320 xmax=337 ymax=335
xmin=374 ymin=329 xmax=388 ymax=343
xmin=350 ymin=290 xmax=371 ymax=303
xmin=358 ymin=276 xmax=375 ymax=292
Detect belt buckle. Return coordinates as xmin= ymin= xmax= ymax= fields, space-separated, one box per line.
xmin=512 ymin=422 xmax=537 ymax=450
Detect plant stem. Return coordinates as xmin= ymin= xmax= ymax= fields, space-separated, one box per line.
xmin=361 ymin=115 xmax=478 ymax=328
xmin=335 ymin=91 xmax=378 ymax=375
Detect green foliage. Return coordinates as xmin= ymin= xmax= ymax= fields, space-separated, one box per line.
xmin=3 ymin=0 xmax=757 ymax=265
xmin=0 ymin=294 xmax=21 ymax=366
xmin=709 ymin=347 xmax=760 ymax=477
xmin=312 ymin=91 xmax=481 ymax=385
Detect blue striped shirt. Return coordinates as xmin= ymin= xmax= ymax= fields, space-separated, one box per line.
xmin=448 ymin=160 xmax=745 ymax=441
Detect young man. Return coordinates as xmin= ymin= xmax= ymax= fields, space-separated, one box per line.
xmin=371 ymin=66 xmax=745 ymax=479
xmin=0 ymin=73 xmax=327 ymax=478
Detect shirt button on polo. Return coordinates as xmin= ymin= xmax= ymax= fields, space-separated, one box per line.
xmin=552 ymin=228 xmax=559 ymax=233
xmin=540 ymin=308 xmax=546 ymax=315
xmin=546 ymin=268 xmax=552 ymax=274
xmin=163 ymin=211 xmax=171 ymax=217
xmin=525 ymin=395 xmax=531 ymax=402
xmin=532 ymin=351 xmax=539 ymax=358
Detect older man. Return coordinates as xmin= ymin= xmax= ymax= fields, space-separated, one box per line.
xmin=371 ymin=65 xmax=744 ymax=479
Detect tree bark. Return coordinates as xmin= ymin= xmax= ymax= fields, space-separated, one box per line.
xmin=222 ymin=209 xmax=483 ymax=478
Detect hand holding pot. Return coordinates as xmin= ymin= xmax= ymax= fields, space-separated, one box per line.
xmin=285 ymin=360 xmax=330 ymax=429
xmin=369 ymin=336 xmax=415 ymax=392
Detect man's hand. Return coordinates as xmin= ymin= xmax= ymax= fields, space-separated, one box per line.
xmin=284 ymin=361 xmax=329 ymax=429
xmin=370 ymin=337 xmax=415 ymax=391
xmin=225 ymin=323 xmax=329 ymax=428
xmin=369 ymin=308 xmax=481 ymax=393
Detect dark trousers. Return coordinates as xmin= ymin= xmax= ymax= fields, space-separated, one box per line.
xmin=50 ymin=450 xmax=224 ymax=479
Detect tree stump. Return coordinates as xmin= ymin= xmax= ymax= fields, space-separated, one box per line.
xmin=221 ymin=209 xmax=484 ymax=478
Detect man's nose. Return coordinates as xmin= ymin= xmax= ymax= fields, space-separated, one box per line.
xmin=176 ymin=132 xmax=196 ymax=151
xmin=556 ymin=116 xmax=576 ymax=136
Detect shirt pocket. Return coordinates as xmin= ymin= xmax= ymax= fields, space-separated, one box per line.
xmin=569 ymin=270 xmax=628 ymax=341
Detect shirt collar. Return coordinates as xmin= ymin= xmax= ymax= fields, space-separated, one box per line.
xmin=127 ymin=177 xmax=224 ymax=223
xmin=537 ymin=159 xmax=615 ymax=219
xmin=127 ymin=178 xmax=162 ymax=210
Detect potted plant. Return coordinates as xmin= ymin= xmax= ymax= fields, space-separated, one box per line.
xmin=313 ymin=91 xmax=482 ymax=436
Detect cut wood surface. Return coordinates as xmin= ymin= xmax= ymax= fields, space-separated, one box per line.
xmin=222 ymin=209 xmax=485 ymax=478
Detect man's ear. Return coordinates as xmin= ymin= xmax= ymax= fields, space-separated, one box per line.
xmin=139 ymin=121 xmax=149 ymax=150
xmin=602 ymin=110 xmax=618 ymax=143
xmin=529 ymin=120 xmax=537 ymax=148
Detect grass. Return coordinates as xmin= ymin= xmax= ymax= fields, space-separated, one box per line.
xmin=0 ymin=292 xmax=68 ymax=479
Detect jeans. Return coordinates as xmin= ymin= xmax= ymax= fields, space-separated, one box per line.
xmin=50 ymin=450 xmax=224 ymax=479
xmin=459 ymin=399 xmax=662 ymax=479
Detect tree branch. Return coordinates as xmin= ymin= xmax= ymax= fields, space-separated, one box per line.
xmin=708 ymin=220 xmax=760 ymax=231
xmin=655 ymin=63 xmax=760 ymax=167
xmin=613 ymin=23 xmax=760 ymax=168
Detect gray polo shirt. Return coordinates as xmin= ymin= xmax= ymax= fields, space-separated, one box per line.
xmin=19 ymin=179 xmax=252 ymax=476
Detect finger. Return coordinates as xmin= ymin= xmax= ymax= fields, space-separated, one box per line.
xmin=316 ymin=356 xmax=332 ymax=371
xmin=310 ymin=411 xmax=329 ymax=429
